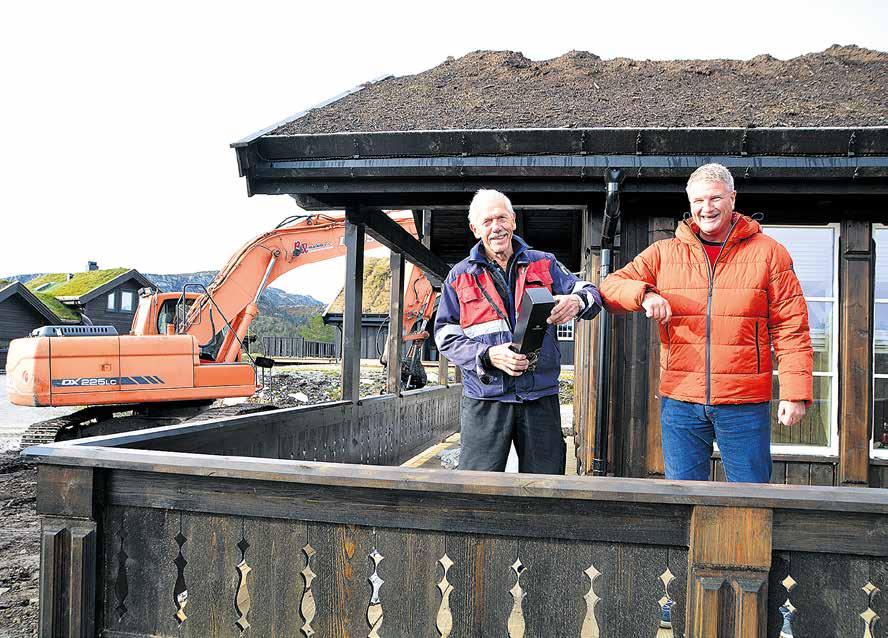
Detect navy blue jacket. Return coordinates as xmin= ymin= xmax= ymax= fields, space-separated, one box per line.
xmin=434 ymin=236 xmax=602 ymax=401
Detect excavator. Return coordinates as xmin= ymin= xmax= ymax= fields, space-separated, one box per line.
xmin=7 ymin=211 xmax=438 ymax=444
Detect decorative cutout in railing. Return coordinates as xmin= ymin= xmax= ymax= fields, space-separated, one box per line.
xmin=301 ymin=544 xmax=317 ymax=637
xmin=367 ymin=549 xmax=385 ymax=638
xmin=173 ymin=531 xmax=188 ymax=625
xmin=860 ymin=581 xmax=880 ymax=638
xmin=657 ymin=567 xmax=675 ymax=638
xmin=436 ymin=554 xmax=454 ymax=638
xmin=114 ymin=529 xmax=129 ymax=621
xmin=235 ymin=537 xmax=252 ymax=632
xmin=779 ymin=574 xmax=797 ymax=638
xmin=508 ymin=558 xmax=527 ymax=638
xmin=581 ymin=563 xmax=601 ymax=638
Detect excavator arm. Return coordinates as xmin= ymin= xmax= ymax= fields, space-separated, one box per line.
xmin=180 ymin=211 xmax=435 ymax=364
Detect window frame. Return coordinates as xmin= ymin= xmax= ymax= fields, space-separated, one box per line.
xmin=106 ymin=292 xmax=116 ymax=311
xmin=872 ymin=223 xmax=888 ymax=460
xmin=556 ymin=319 xmax=574 ymax=341
xmin=765 ymin=223 xmax=840 ymax=457
xmin=120 ymin=290 xmax=134 ymax=313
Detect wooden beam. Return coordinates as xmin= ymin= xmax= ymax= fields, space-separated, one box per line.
xmin=386 ymin=252 xmax=405 ymax=394
xmin=346 ymin=207 xmax=448 ymax=286
xmin=686 ymin=506 xmax=772 ymax=638
xmin=575 ymin=203 xmax=600 ymax=475
xmin=838 ymin=219 xmax=873 ymax=486
xmin=645 ymin=216 xmax=676 ymax=478
xmin=342 ymin=216 xmax=365 ymax=402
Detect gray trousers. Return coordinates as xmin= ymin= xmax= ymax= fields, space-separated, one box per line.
xmin=459 ymin=394 xmax=565 ymax=474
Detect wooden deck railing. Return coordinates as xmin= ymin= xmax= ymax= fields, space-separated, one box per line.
xmin=22 ymin=384 xmax=888 ymax=637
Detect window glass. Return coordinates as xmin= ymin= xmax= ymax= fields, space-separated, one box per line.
xmin=875 ymin=228 xmax=888 ymax=298
xmin=875 ymin=378 xmax=888 ymax=451
xmin=876 ymin=304 xmax=888 ymax=376
xmin=763 ymin=226 xmax=836 ymax=450
xmin=120 ymin=291 xmax=134 ymax=312
xmin=762 ymin=226 xmax=834 ymax=297
xmin=106 ymin=292 xmax=115 ymax=311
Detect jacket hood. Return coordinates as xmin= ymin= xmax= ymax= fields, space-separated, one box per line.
xmin=676 ymin=212 xmax=761 ymax=245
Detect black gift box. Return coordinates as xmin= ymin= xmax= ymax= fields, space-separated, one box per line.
xmin=511 ymin=288 xmax=556 ymax=354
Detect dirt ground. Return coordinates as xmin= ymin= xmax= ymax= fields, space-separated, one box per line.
xmin=277 ymin=45 xmax=887 ymax=134
xmin=0 ymin=451 xmax=38 ymax=638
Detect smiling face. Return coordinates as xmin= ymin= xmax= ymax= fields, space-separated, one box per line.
xmin=687 ymin=179 xmax=736 ymax=243
xmin=470 ymin=200 xmax=516 ymax=263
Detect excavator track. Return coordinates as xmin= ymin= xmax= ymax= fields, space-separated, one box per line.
xmin=19 ymin=402 xmax=277 ymax=447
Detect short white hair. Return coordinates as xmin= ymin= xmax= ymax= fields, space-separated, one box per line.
xmin=468 ymin=189 xmax=515 ymax=224
xmin=687 ymin=163 xmax=735 ymax=191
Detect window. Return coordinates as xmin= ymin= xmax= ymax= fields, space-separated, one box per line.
xmin=107 ymin=292 xmax=115 ymax=311
xmin=873 ymin=225 xmax=888 ymax=456
xmin=120 ymin=291 xmax=134 ymax=312
xmin=762 ymin=225 xmax=839 ymax=454
xmin=556 ymin=319 xmax=574 ymax=341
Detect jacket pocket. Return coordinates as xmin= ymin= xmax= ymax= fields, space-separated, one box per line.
xmin=755 ymin=321 xmax=761 ymax=374
xmin=524 ymin=267 xmax=553 ymax=290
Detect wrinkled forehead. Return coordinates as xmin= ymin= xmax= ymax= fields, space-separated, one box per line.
xmin=686 ymin=179 xmax=734 ymax=196
xmin=470 ymin=202 xmax=514 ymax=224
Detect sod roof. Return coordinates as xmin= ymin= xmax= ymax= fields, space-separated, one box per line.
xmin=273 ymin=45 xmax=888 ymax=134
xmin=33 ymin=292 xmax=80 ymax=321
xmin=26 ymin=268 xmax=130 ymax=299
xmin=326 ymin=257 xmax=391 ymax=314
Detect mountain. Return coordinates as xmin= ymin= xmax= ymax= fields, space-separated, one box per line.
xmin=144 ymin=272 xmax=323 ymax=310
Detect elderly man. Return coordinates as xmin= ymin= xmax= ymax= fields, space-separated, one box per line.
xmin=600 ymin=163 xmax=813 ymax=483
xmin=435 ymin=189 xmax=602 ymax=474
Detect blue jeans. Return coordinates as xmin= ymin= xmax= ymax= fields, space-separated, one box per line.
xmin=660 ymin=397 xmax=771 ymax=483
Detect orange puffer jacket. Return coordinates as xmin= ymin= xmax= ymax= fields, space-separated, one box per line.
xmin=600 ymin=213 xmax=813 ymax=405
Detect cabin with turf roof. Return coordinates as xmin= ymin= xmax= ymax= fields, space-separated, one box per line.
xmin=25 ymin=265 xmax=155 ymax=335
xmin=0 ymin=280 xmax=69 ymax=371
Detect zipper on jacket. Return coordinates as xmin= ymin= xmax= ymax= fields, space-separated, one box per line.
xmin=755 ymin=321 xmax=761 ymax=374
xmin=695 ymin=219 xmax=738 ymax=405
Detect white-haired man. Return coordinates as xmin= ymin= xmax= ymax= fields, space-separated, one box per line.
xmin=435 ymin=189 xmax=603 ymax=474
xmin=600 ymin=163 xmax=813 ymax=483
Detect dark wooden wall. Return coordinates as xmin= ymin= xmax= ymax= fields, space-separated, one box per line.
xmin=81 ymin=280 xmax=143 ymax=335
xmin=0 ymin=294 xmax=51 ymax=370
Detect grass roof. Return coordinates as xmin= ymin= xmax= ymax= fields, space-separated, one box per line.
xmin=34 ymin=292 xmax=80 ymax=322
xmin=327 ymin=257 xmax=391 ymax=314
xmin=26 ymin=268 xmax=130 ymax=298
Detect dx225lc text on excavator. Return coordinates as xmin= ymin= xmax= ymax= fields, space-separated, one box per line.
xmin=7 ymin=211 xmax=438 ymax=444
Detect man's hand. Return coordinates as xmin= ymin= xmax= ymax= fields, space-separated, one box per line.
xmin=547 ymin=294 xmax=581 ymax=325
xmin=777 ymin=400 xmax=806 ymax=426
xmin=642 ymin=291 xmax=672 ymax=324
xmin=487 ymin=344 xmax=529 ymax=377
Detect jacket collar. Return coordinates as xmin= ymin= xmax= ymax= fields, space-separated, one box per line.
xmin=468 ymin=235 xmax=531 ymax=269
xmin=676 ymin=212 xmax=761 ymax=246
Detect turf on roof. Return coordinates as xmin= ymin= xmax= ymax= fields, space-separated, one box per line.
xmin=34 ymin=292 xmax=80 ymax=322
xmin=26 ymin=268 xmax=130 ymax=298
xmin=274 ymin=45 xmax=888 ymax=134
xmin=327 ymin=257 xmax=391 ymax=314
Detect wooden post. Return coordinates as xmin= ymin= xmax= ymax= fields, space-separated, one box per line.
xmin=686 ymin=506 xmax=772 ymax=638
xmin=645 ymin=216 xmax=676 ymax=477
xmin=575 ymin=204 xmax=600 ymax=475
xmin=342 ymin=215 xmax=365 ymax=402
xmin=839 ymin=219 xmax=874 ymax=486
xmin=37 ymin=465 xmax=99 ymax=638
xmin=387 ymin=252 xmax=405 ymax=394
xmin=424 ymin=209 xmax=451 ymax=387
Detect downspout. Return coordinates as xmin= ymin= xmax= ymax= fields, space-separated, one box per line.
xmin=592 ymin=168 xmax=622 ymax=476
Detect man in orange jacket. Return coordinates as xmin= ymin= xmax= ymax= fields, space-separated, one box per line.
xmin=600 ymin=163 xmax=813 ymax=482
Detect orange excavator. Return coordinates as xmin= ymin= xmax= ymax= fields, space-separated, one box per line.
xmin=7 ymin=211 xmax=438 ymax=443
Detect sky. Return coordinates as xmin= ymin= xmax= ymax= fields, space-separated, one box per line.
xmin=1 ymin=1 xmax=886 ymax=303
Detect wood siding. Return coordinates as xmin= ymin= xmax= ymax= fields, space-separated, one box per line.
xmin=0 ymin=294 xmax=53 ymax=370
xmin=80 ymin=280 xmax=143 ymax=335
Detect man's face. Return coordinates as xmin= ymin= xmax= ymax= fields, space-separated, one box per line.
xmin=470 ymin=202 xmax=516 ymax=256
xmin=687 ymin=179 xmax=736 ymax=242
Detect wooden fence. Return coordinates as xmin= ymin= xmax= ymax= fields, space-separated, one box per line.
xmin=263 ymin=336 xmax=338 ymax=359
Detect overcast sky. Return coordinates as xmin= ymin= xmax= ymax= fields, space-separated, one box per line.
xmin=2 ymin=1 xmax=885 ymax=303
